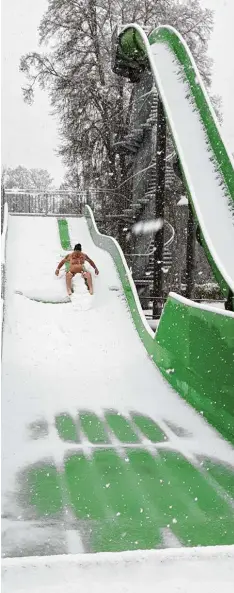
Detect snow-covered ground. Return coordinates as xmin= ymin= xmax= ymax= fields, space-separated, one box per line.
xmin=2 ymin=546 xmax=234 ymax=593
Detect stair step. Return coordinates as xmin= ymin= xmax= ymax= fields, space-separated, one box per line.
xmin=138 ymin=198 xmax=150 ymax=205
xmin=148 ymin=260 xmax=172 ymax=269
xmin=149 ymin=251 xmax=172 ymax=257
xmin=148 ymin=257 xmax=172 ymax=262
xmin=123 ymin=146 xmax=138 ymax=154
xmin=147 ymin=266 xmax=172 ymax=273
xmin=123 ymin=208 xmax=134 ymax=215
xmin=148 ymin=255 xmax=172 ymax=262
xmin=144 ymin=195 xmax=154 ymax=202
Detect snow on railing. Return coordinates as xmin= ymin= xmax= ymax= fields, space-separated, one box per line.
xmin=1 ymin=201 xmax=8 ymax=264
xmin=1 ymin=201 xmax=8 ymax=349
xmin=3 ymin=189 xmax=130 ymax=219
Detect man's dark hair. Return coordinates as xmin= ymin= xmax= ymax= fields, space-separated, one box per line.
xmin=74 ymin=243 xmax=82 ymax=251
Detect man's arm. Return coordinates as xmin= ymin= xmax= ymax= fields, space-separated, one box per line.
xmin=55 ymin=255 xmax=69 ymax=276
xmin=85 ymin=254 xmax=99 ymax=275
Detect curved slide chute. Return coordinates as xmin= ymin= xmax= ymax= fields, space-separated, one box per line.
xmin=2 ymin=209 xmax=234 ymax=567
xmin=114 ymin=24 xmax=234 ymax=301
xmin=2 ymin=23 xmax=234 ymax=582
xmin=1 ymin=210 xmax=234 ymax=565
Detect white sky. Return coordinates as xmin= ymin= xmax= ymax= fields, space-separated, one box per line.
xmin=201 ymin=0 xmax=234 ymax=153
xmin=1 ymin=0 xmax=234 ymax=187
xmin=1 ymin=0 xmax=64 ymax=186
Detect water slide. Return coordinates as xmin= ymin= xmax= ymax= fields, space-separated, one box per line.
xmin=2 ymin=24 xmax=234 ymax=593
xmin=2 ymin=209 xmax=234 ymax=589
xmin=114 ymin=24 xmax=234 ymax=300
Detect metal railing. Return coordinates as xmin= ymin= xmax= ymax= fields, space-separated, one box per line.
xmin=4 ymin=189 xmax=131 ymax=219
xmin=4 ymin=190 xmax=86 ymax=216
xmin=1 ymin=201 xmax=8 ymax=354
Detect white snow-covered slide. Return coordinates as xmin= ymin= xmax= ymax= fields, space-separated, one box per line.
xmin=118 ymin=24 xmax=234 ymax=298
xmin=2 ymin=212 xmax=234 ymax=589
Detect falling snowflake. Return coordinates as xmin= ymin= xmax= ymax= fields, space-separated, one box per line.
xmin=132 ymin=218 xmax=164 ymax=236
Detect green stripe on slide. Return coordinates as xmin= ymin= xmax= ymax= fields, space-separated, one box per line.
xmin=203 ymin=460 xmax=234 ymax=499
xmin=131 ymin=413 xmax=166 ymax=442
xmin=80 ymin=411 xmax=109 ymax=444
xmin=55 ymin=413 xmax=79 ymax=442
xmin=57 ymin=219 xmax=71 ymax=251
xmin=27 ymin=463 xmax=63 ymax=516
xmin=105 ymin=411 xmax=139 ymax=443
xmin=65 ymin=453 xmax=106 ymax=520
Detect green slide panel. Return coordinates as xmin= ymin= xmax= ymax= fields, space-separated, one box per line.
xmin=57 ymin=219 xmax=71 ymax=251
xmin=85 ymin=206 xmax=234 ymax=446
xmin=156 ymin=296 xmax=234 ymax=444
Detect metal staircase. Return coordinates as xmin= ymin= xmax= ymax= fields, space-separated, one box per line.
xmin=122 ymin=91 xmax=176 ymax=221
xmin=114 ymin=87 xmax=176 ymax=295
xmin=133 ymin=221 xmax=174 ymax=296
xmin=145 ymin=235 xmax=173 ymax=276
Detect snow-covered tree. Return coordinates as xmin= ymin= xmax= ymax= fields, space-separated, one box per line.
xmin=3 ymin=166 xmax=53 ymax=191
xmin=20 ymin=0 xmax=214 ymax=211
xmin=59 ymin=165 xmax=81 ymax=191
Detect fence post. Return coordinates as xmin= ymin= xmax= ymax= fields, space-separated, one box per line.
xmin=45 ymin=193 xmax=48 ymax=215
xmin=225 ymin=289 xmax=234 ymax=312
xmin=1 ymin=185 xmax=5 ymax=232
xmin=185 ymin=203 xmax=196 ymax=299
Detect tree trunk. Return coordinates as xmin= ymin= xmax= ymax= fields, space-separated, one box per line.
xmin=185 ymin=203 xmax=196 ymax=299
xmin=152 ymin=98 xmax=167 ymax=319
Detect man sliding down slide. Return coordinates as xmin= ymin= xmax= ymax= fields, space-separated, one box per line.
xmin=55 ymin=243 xmax=99 ymax=297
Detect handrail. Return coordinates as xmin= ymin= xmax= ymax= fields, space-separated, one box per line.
xmin=164 ymin=221 xmax=175 ymax=248
xmin=1 ymin=202 xmax=8 ymax=265
xmin=1 ymin=201 xmax=8 ymax=354
xmin=4 ymin=188 xmax=128 ymax=199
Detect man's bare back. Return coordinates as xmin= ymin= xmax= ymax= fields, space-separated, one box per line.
xmin=67 ymin=251 xmax=88 ymax=272
xmin=55 ymin=243 xmax=99 ymax=296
